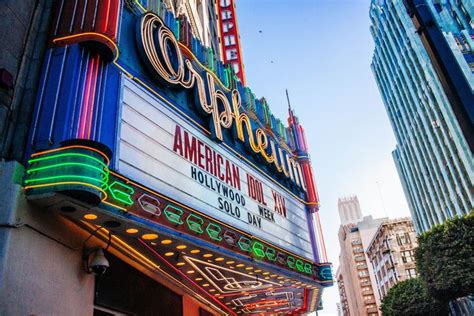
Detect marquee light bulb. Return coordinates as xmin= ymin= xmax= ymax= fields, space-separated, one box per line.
xmin=142 ymin=234 xmax=158 ymax=240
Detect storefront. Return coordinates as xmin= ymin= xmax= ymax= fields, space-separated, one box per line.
xmin=4 ymin=1 xmax=332 ymax=314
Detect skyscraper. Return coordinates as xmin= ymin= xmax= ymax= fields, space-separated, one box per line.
xmin=403 ymin=0 xmax=474 ymax=152
xmin=370 ymin=0 xmax=474 ymax=233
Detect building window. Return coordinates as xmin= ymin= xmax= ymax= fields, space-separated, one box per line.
xmin=359 ymin=270 xmax=368 ymax=277
xmin=352 ymin=238 xmax=362 ymax=245
xmin=404 ymin=232 xmax=411 ymax=244
xmin=224 ymin=34 xmax=236 ymax=46
xmin=389 ymin=277 xmax=395 ymax=287
xmin=401 ymin=250 xmax=414 ymax=263
xmin=406 ymin=268 xmax=417 ymax=278
xmin=397 ymin=233 xmax=410 ymax=245
xmin=355 ymin=255 xmax=365 ymax=261
xmin=360 ymin=279 xmax=370 ymax=286
xmin=371 ymin=255 xmax=378 ymax=267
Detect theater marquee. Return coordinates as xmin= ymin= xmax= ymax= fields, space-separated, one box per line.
xmin=118 ymin=78 xmax=313 ymax=258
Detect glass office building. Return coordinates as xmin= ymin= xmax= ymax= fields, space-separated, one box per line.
xmin=369 ymin=0 xmax=473 ymax=233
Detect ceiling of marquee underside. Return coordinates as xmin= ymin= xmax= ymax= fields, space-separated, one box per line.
xmin=27 ymin=193 xmax=324 ymax=315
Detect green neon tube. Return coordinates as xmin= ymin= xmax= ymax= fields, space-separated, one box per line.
xmin=27 ymin=162 xmax=106 ymax=175
xmin=28 ymin=153 xmax=108 ymax=170
xmin=25 ymin=174 xmax=106 ymax=186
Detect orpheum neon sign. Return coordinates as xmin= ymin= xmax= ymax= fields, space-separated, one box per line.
xmin=137 ymin=13 xmax=306 ymax=191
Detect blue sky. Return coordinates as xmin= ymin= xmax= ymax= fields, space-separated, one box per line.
xmin=235 ymin=0 xmax=410 ymax=315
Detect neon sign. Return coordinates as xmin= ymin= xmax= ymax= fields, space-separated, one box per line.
xmin=216 ymin=0 xmax=246 ymax=84
xmin=24 ymin=144 xmax=332 ymax=283
xmin=137 ymin=12 xmax=306 ymax=191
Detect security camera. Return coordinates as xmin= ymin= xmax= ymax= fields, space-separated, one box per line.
xmin=84 ymin=247 xmax=109 ymax=275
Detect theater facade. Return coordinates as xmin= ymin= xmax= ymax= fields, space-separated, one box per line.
xmin=3 ymin=1 xmax=332 ymax=315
